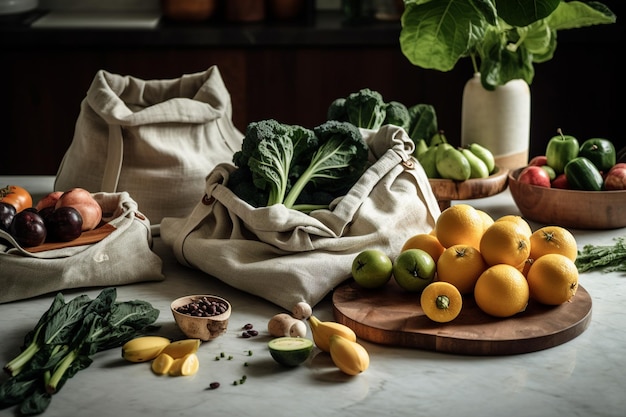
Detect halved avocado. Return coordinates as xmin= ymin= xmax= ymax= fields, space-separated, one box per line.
xmin=268 ymin=337 xmax=314 ymax=367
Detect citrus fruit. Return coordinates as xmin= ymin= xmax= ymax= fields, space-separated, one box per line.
xmin=479 ymin=221 xmax=531 ymax=266
xmin=351 ymin=249 xmax=393 ymax=289
xmin=526 ymin=253 xmax=579 ymax=305
xmin=477 ymin=209 xmax=494 ymax=232
xmin=529 ymin=226 xmax=578 ymax=262
xmin=495 ymin=214 xmax=532 ymax=238
xmin=436 ymin=244 xmax=486 ymax=295
xmin=268 ymin=337 xmax=314 ymax=367
xmin=435 ymin=204 xmax=484 ymax=249
xmin=420 ymin=281 xmax=463 ymax=323
xmin=474 ymin=264 xmax=530 ymax=318
xmin=401 ymin=233 xmax=446 ymax=263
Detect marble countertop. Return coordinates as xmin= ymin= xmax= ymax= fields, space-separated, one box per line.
xmin=1 ymin=176 xmax=625 ymax=417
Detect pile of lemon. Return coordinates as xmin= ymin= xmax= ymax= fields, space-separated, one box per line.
xmin=405 ymin=204 xmax=579 ymax=322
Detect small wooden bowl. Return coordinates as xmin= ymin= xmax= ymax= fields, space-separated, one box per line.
xmin=508 ymin=167 xmax=626 ymax=229
xmin=171 ymin=295 xmax=231 ymax=341
xmin=429 ymin=166 xmax=509 ymax=210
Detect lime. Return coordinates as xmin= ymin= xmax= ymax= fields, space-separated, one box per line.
xmin=268 ymin=337 xmax=314 ymax=367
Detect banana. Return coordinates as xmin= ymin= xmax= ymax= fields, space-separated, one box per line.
xmin=168 ymin=353 xmax=200 ymax=377
xmin=417 ymin=145 xmax=440 ymax=178
xmin=308 ymin=315 xmax=356 ymax=353
xmin=121 ymin=336 xmax=171 ymax=363
xmin=468 ymin=142 xmax=496 ymax=174
xmin=329 ymin=334 xmax=370 ymax=376
xmin=461 ymin=148 xmax=490 ymax=178
xmin=160 ymin=339 xmax=201 ymax=359
xmin=436 ymin=146 xmax=471 ymax=181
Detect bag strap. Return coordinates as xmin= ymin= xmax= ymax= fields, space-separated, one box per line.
xmin=100 ymin=124 xmax=124 ymax=193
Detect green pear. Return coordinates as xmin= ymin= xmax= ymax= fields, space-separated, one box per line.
xmin=467 ymin=143 xmax=496 ymax=174
xmin=417 ymin=145 xmax=440 ymax=178
xmin=413 ymin=138 xmax=429 ymax=158
xmin=429 ymin=130 xmax=448 ymax=147
xmin=436 ymin=146 xmax=471 ymax=180
xmin=461 ymin=148 xmax=490 ymax=178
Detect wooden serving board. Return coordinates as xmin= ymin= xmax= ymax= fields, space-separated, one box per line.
xmin=25 ymin=223 xmax=116 ymax=253
xmin=332 ymin=279 xmax=592 ymax=356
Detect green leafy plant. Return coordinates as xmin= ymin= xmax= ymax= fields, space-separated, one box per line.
xmin=1 ymin=288 xmax=160 ymax=415
xmin=229 ymin=119 xmax=370 ymax=212
xmin=400 ymin=0 xmax=616 ymax=90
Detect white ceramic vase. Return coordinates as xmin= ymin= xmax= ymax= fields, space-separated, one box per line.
xmin=461 ymin=73 xmax=531 ymax=170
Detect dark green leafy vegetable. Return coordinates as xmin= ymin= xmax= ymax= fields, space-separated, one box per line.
xmin=344 ymin=88 xmax=387 ymax=130
xmin=383 ymin=101 xmax=411 ymax=130
xmin=229 ymin=119 xmax=369 ymax=213
xmin=576 ymin=237 xmax=626 ymax=273
xmin=1 ymin=288 xmax=160 ymax=415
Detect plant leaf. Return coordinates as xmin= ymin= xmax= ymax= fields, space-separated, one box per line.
xmin=546 ymin=1 xmax=616 ymax=30
xmin=400 ymin=0 xmax=489 ymax=71
xmin=495 ymin=0 xmax=560 ymax=27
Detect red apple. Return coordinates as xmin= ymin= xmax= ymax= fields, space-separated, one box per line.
xmin=603 ymin=163 xmax=626 ymax=190
xmin=517 ymin=165 xmax=551 ymax=188
xmin=35 ymin=191 xmax=64 ymax=211
xmin=551 ymin=173 xmax=570 ymax=189
xmin=528 ymin=155 xmax=548 ymax=167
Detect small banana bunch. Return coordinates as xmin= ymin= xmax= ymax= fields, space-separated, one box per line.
xmin=415 ymin=131 xmax=496 ymax=180
xmin=308 ymin=316 xmax=369 ymax=376
xmin=121 ymin=336 xmax=201 ymax=376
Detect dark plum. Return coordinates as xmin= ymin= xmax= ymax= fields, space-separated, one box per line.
xmin=10 ymin=210 xmax=47 ymax=247
xmin=46 ymin=206 xmax=83 ymax=242
xmin=0 ymin=202 xmax=17 ymax=232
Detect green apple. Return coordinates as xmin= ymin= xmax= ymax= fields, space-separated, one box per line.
xmin=351 ymin=249 xmax=393 ymax=289
xmin=393 ymin=249 xmax=436 ymax=292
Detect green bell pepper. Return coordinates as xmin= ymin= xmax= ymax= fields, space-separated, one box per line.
xmin=564 ymin=157 xmax=604 ymax=191
xmin=546 ymin=129 xmax=580 ymax=175
xmin=578 ymin=138 xmax=616 ymax=173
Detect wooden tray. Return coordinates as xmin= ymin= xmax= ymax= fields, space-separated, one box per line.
xmin=332 ymin=278 xmax=592 ymax=356
xmin=429 ymin=166 xmax=509 ymax=210
xmin=25 ymin=223 xmax=116 ymax=253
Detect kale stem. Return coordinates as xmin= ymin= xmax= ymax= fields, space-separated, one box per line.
xmin=3 ymin=340 xmax=41 ymax=377
xmin=45 ymin=349 xmax=79 ymax=394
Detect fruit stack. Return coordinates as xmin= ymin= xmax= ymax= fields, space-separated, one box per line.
xmin=517 ymin=129 xmax=624 ymax=190
xmin=352 ymin=204 xmax=579 ymax=323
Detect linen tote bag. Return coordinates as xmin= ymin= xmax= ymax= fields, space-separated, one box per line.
xmin=160 ymin=125 xmax=441 ymax=311
xmin=54 ymin=66 xmax=244 ymax=226
xmin=0 ymin=192 xmax=164 ymax=304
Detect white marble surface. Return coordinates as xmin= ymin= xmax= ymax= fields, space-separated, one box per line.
xmin=1 ymin=176 xmax=626 ymax=417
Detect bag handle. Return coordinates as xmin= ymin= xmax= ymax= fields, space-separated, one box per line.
xmin=100 ymin=124 xmax=124 ymax=193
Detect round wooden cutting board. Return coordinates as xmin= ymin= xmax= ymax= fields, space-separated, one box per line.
xmin=332 ymin=279 xmax=592 ymax=356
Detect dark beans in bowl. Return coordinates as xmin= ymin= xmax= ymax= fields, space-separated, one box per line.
xmin=175 ymin=296 xmax=229 ymax=318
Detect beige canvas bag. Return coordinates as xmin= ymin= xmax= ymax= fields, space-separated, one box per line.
xmin=160 ymin=125 xmax=441 ymax=311
xmin=0 ymin=192 xmax=164 ymax=304
xmin=54 ymin=66 xmax=244 ymax=226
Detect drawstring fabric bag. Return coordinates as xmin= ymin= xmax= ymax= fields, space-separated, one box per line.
xmin=160 ymin=125 xmax=441 ymax=311
xmin=54 ymin=66 xmax=244 ymax=227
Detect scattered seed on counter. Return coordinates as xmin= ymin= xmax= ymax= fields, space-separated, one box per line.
xmin=242 ymin=323 xmax=254 ymax=330
xmin=206 ymin=382 xmax=220 ymax=390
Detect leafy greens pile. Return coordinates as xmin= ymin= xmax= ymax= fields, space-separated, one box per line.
xmin=326 ymin=88 xmax=439 ymax=153
xmin=228 ymin=119 xmax=370 ymax=212
xmin=0 ymin=288 xmax=159 ymax=416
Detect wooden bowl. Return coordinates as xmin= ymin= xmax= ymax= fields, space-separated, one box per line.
xmin=508 ymin=167 xmax=626 ymax=229
xmin=429 ymin=166 xmax=509 ymax=210
xmin=171 ymin=295 xmax=231 ymax=341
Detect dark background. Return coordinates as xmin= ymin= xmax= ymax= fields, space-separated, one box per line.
xmin=0 ymin=1 xmax=623 ymax=176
